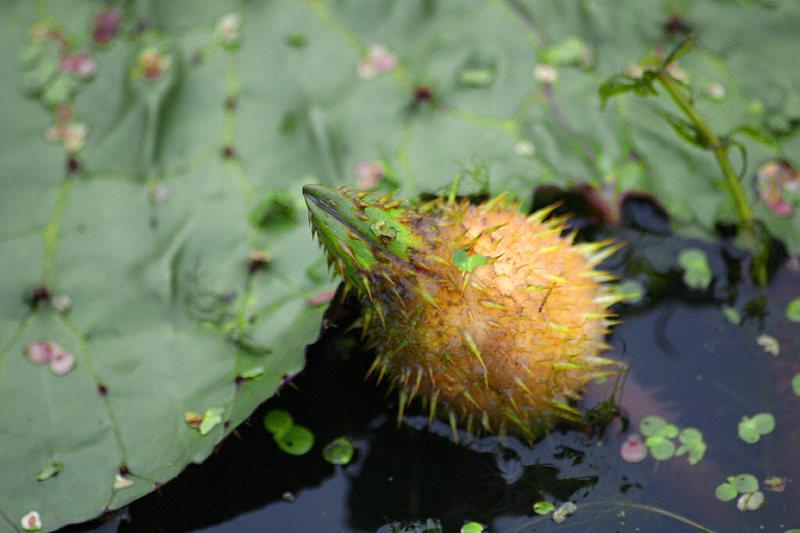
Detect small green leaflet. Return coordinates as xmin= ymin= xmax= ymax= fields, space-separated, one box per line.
xmin=716 ymin=474 xmax=759 ymax=502
xmin=198 ymin=408 xmax=225 ymax=436
xmin=677 ymin=248 xmax=712 ymax=290
xmin=451 ymin=248 xmax=489 ymax=273
xmin=323 ymin=437 xmax=355 ymax=465
xmin=787 ymin=298 xmax=800 ymax=322
xmin=533 ymin=501 xmax=556 ymax=515
xmin=460 ymin=522 xmax=484 ymax=533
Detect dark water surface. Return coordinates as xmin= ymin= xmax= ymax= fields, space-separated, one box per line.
xmin=71 ymin=222 xmax=800 ymax=532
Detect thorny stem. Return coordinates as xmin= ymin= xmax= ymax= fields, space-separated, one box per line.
xmin=655 ymin=69 xmax=766 ymax=285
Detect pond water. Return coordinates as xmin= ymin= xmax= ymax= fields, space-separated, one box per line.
xmin=70 ymin=210 xmax=800 ymax=533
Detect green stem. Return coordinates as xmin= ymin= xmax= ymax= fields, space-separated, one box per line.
xmin=656 ymin=71 xmax=765 ymax=285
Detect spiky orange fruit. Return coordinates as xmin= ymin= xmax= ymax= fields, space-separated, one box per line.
xmin=304 ymin=185 xmax=623 ymax=440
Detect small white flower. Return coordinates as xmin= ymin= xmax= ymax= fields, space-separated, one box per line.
xmin=552 ymin=501 xmax=577 ymax=524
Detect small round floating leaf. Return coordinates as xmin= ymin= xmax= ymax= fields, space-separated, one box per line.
xmin=263 ymin=409 xmax=293 ymax=438
xmin=792 ymin=373 xmax=800 ymax=396
xmin=678 ymin=427 xmax=703 ymax=444
xmin=738 ymin=418 xmax=761 ymax=444
xmin=752 ymin=413 xmax=775 ymax=434
xmin=639 ymin=416 xmax=667 ymax=437
xmin=732 ymin=474 xmax=759 ymax=493
xmin=275 ymin=424 xmax=314 ymax=456
xmin=721 ymin=305 xmax=741 ymax=325
xmin=786 ymin=298 xmax=800 ymax=322
xmin=533 ymin=501 xmax=556 ymax=515
xmin=322 ymin=437 xmax=355 ymax=465
xmin=645 ymin=436 xmax=676 ymax=461
xmin=677 ymin=248 xmax=712 ymax=290
xmin=460 ymin=522 xmax=484 ymax=533
xmin=715 ymin=482 xmax=737 ymax=502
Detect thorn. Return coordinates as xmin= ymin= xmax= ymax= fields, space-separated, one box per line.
xmin=448 ymin=410 xmax=459 ymax=444
xmin=461 ymin=331 xmax=489 ymax=388
xmin=428 ymin=388 xmax=440 ymax=424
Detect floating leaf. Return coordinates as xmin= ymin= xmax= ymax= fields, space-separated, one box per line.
xmin=533 ymin=501 xmax=556 ymax=515
xmin=738 ymin=413 xmax=775 ymax=444
xmin=645 ymin=436 xmax=676 ymax=461
xmin=715 ymin=483 xmax=737 ymax=502
xmin=263 ymin=409 xmax=294 ymax=439
xmin=787 ymin=298 xmax=800 ymax=322
xmin=639 ymin=416 xmax=667 ymax=437
xmin=792 ymin=373 xmax=800 ymax=396
xmin=732 ymin=474 xmax=759 ymax=494
xmin=721 ymin=305 xmax=741 ymax=325
xmin=322 ymin=437 xmax=355 ymax=465
xmin=460 ymin=522 xmax=484 ymax=533
xmin=275 ymin=424 xmax=314 ymax=456
xmin=677 ymin=248 xmax=712 ymax=290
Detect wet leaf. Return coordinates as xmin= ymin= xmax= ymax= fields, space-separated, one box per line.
xmin=738 ymin=413 xmax=775 ymax=443
xmin=792 ymin=373 xmax=800 ymax=396
xmin=533 ymin=501 xmax=556 ymax=515
xmin=721 ymin=305 xmax=741 ymax=325
xmin=263 ymin=409 xmax=294 ymax=439
xmin=275 ymin=424 xmax=314 ymax=456
xmin=644 ymin=436 xmax=676 ymax=461
xmin=715 ymin=483 xmax=737 ymax=502
xmin=731 ymin=474 xmax=759 ymax=494
xmin=677 ymin=248 xmax=712 ymax=290
xmin=460 ymin=522 xmax=484 ymax=533
xmin=322 ymin=437 xmax=355 ymax=465
xmin=198 ymin=408 xmax=225 ymax=436
xmin=787 ymin=298 xmax=800 ymax=322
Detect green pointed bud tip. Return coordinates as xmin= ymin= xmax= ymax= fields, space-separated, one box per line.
xmin=302 ymin=185 xmax=421 ymax=284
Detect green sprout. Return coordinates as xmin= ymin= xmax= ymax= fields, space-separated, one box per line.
xmin=451 ymin=248 xmax=489 ymax=273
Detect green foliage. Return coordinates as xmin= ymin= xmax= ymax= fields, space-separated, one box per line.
xmin=322 ymin=437 xmax=355 ymax=465
xmin=787 ymin=298 xmax=800 ymax=322
xmin=715 ymin=474 xmax=759 ymax=502
xmin=678 ymin=248 xmax=713 ymax=290
xmin=451 ymin=248 xmax=490 ymax=273
xmin=640 ymin=416 xmax=706 ymax=464
xmin=533 ymin=500 xmax=556 ymax=515
xmin=460 ymin=522 xmax=484 ymax=533
xmin=2 ymin=0 xmax=800 ymax=529
xmin=737 ymin=412 xmax=775 ymax=443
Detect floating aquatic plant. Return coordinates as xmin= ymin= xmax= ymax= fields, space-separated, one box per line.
xmin=637 ymin=416 xmax=706 ymax=465
xmin=737 ymin=413 xmax=775 ymax=444
xmin=263 ymin=409 xmax=315 ymax=456
xmin=304 ymin=185 xmax=623 ymax=440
